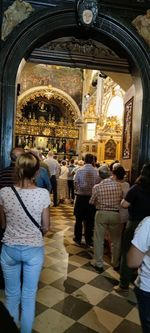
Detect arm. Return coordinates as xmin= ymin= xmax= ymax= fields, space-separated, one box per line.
xmin=74 ymin=170 xmax=79 ymax=192
xmin=43 ymin=169 xmax=52 ymax=192
xmin=0 ymin=205 xmax=6 ymax=229
xmin=89 ymin=186 xmax=97 ymax=205
xmin=127 ymin=244 xmax=145 ymax=268
xmin=41 ymin=206 xmax=50 ymax=235
xmin=121 ymin=198 xmax=130 ymax=208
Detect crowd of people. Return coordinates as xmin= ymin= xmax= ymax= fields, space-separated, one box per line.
xmin=0 ymin=147 xmax=150 ymax=333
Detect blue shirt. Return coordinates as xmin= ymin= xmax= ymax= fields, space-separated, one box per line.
xmin=35 ymin=167 xmax=51 ymax=192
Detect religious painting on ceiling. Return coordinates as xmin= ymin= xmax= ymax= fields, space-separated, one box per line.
xmin=122 ymin=97 xmax=134 ymax=159
xmin=20 ymin=64 xmax=83 ymax=110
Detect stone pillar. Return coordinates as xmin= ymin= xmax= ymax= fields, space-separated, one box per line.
xmin=96 ymin=75 xmax=104 ymax=116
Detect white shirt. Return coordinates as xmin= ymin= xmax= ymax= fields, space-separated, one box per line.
xmin=44 ymin=157 xmax=60 ymax=176
xmin=59 ymin=165 xmax=69 ymax=180
xmin=0 ymin=186 xmax=50 ymax=247
xmin=132 ymin=217 xmax=150 ymax=292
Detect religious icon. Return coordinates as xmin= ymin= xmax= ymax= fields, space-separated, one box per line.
xmin=122 ymin=97 xmax=134 ymax=159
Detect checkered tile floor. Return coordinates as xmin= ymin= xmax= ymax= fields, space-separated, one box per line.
xmin=33 ymin=203 xmax=142 ymax=333
xmin=0 ymin=203 xmax=142 ymax=333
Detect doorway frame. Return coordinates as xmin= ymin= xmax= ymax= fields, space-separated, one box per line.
xmin=0 ymin=4 xmax=150 ymax=177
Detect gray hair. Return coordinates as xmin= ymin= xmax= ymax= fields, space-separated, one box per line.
xmin=99 ymin=165 xmax=110 ymax=179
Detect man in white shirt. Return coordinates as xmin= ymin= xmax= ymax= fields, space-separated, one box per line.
xmin=45 ymin=151 xmax=60 ymax=206
xmin=127 ymin=217 xmax=150 ymax=333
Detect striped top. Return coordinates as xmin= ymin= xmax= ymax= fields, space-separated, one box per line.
xmin=0 ymin=164 xmax=17 ymax=189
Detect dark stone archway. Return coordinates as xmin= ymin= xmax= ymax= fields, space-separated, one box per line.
xmin=0 ymin=3 xmax=150 ymax=174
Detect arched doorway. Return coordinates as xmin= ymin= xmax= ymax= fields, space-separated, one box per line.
xmin=16 ymin=85 xmax=80 ymax=157
xmin=0 ymin=3 xmax=150 ymax=180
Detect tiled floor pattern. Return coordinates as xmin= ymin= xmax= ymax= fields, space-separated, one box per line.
xmin=32 ymin=204 xmax=142 ymax=333
xmin=0 ymin=203 xmax=142 ymax=333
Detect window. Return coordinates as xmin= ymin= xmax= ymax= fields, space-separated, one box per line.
xmin=86 ymin=123 xmax=96 ymax=140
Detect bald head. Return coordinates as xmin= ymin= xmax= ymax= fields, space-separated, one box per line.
xmin=48 ymin=151 xmax=53 ymax=158
xmin=10 ymin=147 xmax=24 ymax=163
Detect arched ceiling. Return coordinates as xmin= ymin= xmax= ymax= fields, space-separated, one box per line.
xmin=17 ymin=85 xmax=81 ymax=122
xmin=29 ymin=37 xmax=132 ymax=91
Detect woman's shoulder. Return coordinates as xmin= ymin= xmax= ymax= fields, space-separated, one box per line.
xmin=0 ymin=186 xmax=12 ymax=194
xmin=35 ymin=187 xmax=49 ymax=195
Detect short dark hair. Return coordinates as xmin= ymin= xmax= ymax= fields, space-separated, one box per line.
xmin=109 ymin=160 xmax=119 ymax=172
xmin=136 ymin=163 xmax=150 ymax=188
xmin=10 ymin=147 xmax=24 ymax=162
xmin=113 ymin=166 xmax=126 ymax=180
xmin=84 ymin=154 xmax=94 ymax=164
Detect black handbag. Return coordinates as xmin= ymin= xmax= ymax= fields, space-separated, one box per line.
xmin=11 ymin=186 xmax=43 ymax=235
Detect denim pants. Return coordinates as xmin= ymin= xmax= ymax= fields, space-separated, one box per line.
xmin=135 ymin=286 xmax=150 ymax=333
xmin=1 ymin=244 xmax=44 ymax=333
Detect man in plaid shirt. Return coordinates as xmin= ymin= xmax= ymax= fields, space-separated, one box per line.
xmin=90 ymin=165 xmax=123 ymax=273
xmin=73 ymin=154 xmax=100 ymax=247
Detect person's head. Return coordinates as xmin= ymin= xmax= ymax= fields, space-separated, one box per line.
xmin=112 ymin=165 xmax=126 ymax=181
xmin=53 ymin=155 xmax=58 ymax=160
xmin=29 ymin=149 xmax=40 ymax=160
xmin=62 ymin=160 xmax=66 ymax=166
xmin=109 ymin=160 xmax=120 ymax=172
xmin=74 ymin=159 xmax=78 ymax=166
xmin=15 ymin=152 xmax=40 ymax=186
xmin=146 ymin=9 xmax=150 ymax=18
xmin=70 ymin=159 xmax=74 ymax=164
xmin=92 ymin=155 xmax=97 ymax=166
xmin=78 ymin=160 xmax=84 ymax=166
xmin=136 ymin=163 xmax=150 ymax=188
xmin=99 ymin=165 xmax=110 ymax=179
xmin=95 ymin=161 xmax=100 ymax=168
xmin=48 ymin=151 xmax=53 ymax=158
xmin=84 ymin=154 xmax=94 ymax=164
xmin=10 ymin=147 xmax=24 ymax=164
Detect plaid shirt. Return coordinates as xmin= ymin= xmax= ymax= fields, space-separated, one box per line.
xmin=90 ymin=177 xmax=123 ymax=210
xmin=74 ymin=164 xmax=100 ymax=196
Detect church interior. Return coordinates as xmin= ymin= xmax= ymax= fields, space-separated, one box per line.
xmin=15 ymin=40 xmax=133 ymax=177
xmin=1 ymin=1 xmax=150 ymax=332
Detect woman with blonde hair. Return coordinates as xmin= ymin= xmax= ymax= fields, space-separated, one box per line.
xmin=0 ymin=152 xmax=50 ymax=333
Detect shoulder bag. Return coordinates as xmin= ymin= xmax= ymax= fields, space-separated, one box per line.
xmin=11 ymin=186 xmax=43 ymax=235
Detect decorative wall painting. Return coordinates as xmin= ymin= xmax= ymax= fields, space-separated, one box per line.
xmin=104 ymin=139 xmax=116 ymax=160
xmin=86 ymin=145 xmax=89 ymax=152
xmin=122 ymin=97 xmax=134 ymax=159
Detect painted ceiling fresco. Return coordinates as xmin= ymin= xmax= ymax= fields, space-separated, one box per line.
xmin=20 ymin=63 xmax=83 ymax=110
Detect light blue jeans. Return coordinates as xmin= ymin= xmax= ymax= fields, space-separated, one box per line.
xmin=1 ymin=244 xmax=44 ymax=333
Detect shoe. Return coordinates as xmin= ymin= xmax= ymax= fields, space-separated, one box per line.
xmin=90 ymin=263 xmax=104 ymax=274
xmin=114 ymin=285 xmax=129 ymax=296
xmin=73 ymin=238 xmax=81 ymax=246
